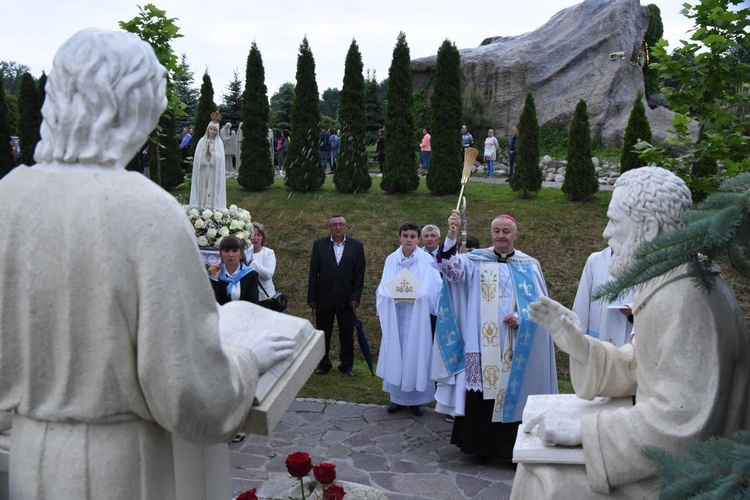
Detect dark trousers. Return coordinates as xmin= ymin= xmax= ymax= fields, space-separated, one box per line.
xmin=316 ymin=305 xmax=355 ymax=372
xmin=451 ymin=390 xmax=520 ymax=461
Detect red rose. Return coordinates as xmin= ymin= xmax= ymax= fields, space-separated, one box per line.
xmin=285 ymin=451 xmax=313 ymax=478
xmin=313 ymin=462 xmax=337 ymax=485
xmin=324 ymin=484 xmax=346 ymax=500
xmin=236 ymin=488 xmax=258 ymax=500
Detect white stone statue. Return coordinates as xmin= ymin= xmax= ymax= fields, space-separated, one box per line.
xmin=0 ymin=28 xmax=295 ymax=499
xmin=190 ymin=111 xmax=227 ymax=208
xmin=220 ymin=122 xmax=238 ymax=174
xmin=511 ymin=167 xmax=750 ymax=499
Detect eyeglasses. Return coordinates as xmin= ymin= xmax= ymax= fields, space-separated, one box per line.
xmin=329 ymin=222 xmax=347 ymax=227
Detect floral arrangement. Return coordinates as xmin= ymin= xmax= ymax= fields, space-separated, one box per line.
xmin=235 ymin=451 xmax=346 ymax=500
xmin=184 ymin=204 xmax=253 ymax=248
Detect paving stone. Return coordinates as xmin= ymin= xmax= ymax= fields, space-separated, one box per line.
xmin=352 ymin=452 xmax=390 ymax=472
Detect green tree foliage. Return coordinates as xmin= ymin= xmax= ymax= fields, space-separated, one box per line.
xmin=561 ymin=100 xmax=598 ymax=201
xmin=191 ymin=71 xmax=216 ymax=159
xmin=381 ymin=32 xmax=418 ymax=193
xmin=270 ymin=82 xmax=295 ymax=131
xmin=620 ymin=92 xmax=653 ymax=174
xmin=151 ymin=109 xmax=183 ymax=190
xmin=645 ymin=0 xmax=750 ymax=201
xmin=0 ymin=62 xmax=31 ymax=96
xmin=461 ymin=84 xmax=494 ymax=158
xmin=18 ymin=72 xmax=41 ymax=166
xmin=320 ymin=88 xmax=340 ymax=121
xmin=412 ymin=80 xmax=432 ymax=152
xmin=0 ymin=77 xmax=14 ymax=179
xmin=334 ymin=40 xmax=371 ymax=194
xmin=174 ymin=54 xmax=198 ymax=132
xmin=510 ymin=92 xmax=542 ymax=198
xmin=643 ymin=4 xmax=664 ymax=98
xmin=238 ymin=42 xmax=274 ymax=191
xmin=285 ymin=37 xmax=325 ymax=192
xmin=37 ymin=73 xmax=47 ymax=115
xmin=119 ymin=4 xmax=184 ymax=187
xmin=220 ymin=69 xmax=243 ymax=126
xmin=365 ymin=71 xmax=385 ymax=145
xmin=427 ymin=39 xmax=463 ymax=195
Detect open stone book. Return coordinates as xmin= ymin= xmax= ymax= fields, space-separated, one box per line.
xmin=218 ymin=301 xmax=324 ymax=435
xmin=514 ymin=394 xmax=634 ymax=464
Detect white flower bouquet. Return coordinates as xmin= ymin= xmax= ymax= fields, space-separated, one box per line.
xmin=184 ymin=204 xmax=253 ymax=248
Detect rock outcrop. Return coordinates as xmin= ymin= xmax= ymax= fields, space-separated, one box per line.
xmin=411 ymin=0 xmax=686 ymax=147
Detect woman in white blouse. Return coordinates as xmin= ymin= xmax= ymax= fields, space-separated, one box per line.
xmin=249 ymin=222 xmax=277 ymax=301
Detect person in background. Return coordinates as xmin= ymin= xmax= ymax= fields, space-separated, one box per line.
xmin=179 ymin=127 xmax=192 ymax=171
xmin=308 ymin=214 xmax=366 ymax=378
xmin=460 ymin=235 xmax=481 ymax=254
xmin=249 ymin=222 xmax=277 ymax=303
xmin=484 ymin=129 xmax=500 ymax=179
xmin=376 ymin=222 xmax=442 ymax=417
xmin=572 ymin=246 xmax=633 ymax=347
xmin=319 ymin=124 xmax=331 ymax=173
xmin=329 ymin=128 xmax=340 ymax=174
xmin=420 ymin=224 xmax=441 ymax=261
xmin=375 ymin=128 xmax=385 ymax=177
xmin=506 ymin=127 xmax=519 ymax=182
xmin=461 ymin=125 xmax=474 ymax=159
xmin=420 ymin=127 xmax=431 ymax=176
xmin=277 ymin=129 xmax=290 ymax=170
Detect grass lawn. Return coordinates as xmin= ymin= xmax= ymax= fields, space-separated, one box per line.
xmin=171 ymin=174 xmax=750 ymax=405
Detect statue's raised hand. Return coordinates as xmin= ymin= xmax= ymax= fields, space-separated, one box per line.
xmin=528 ymin=296 xmax=588 ymax=363
xmin=242 ymin=333 xmax=295 ymax=374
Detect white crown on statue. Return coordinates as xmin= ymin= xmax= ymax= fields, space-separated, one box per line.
xmin=385 ymin=268 xmax=422 ymax=303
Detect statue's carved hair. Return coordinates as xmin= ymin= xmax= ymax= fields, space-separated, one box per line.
xmin=35 ymin=28 xmax=167 ymax=168
xmin=614 ymin=167 xmax=692 ymax=234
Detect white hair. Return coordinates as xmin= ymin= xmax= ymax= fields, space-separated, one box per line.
xmin=614 ymin=167 xmax=692 ymax=235
xmin=421 ymin=224 xmax=440 ymax=238
xmin=35 ymin=28 xmax=167 ymax=169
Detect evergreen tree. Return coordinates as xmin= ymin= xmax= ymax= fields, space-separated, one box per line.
xmin=37 ymin=72 xmax=47 ymax=114
xmin=0 ymin=76 xmax=16 ymax=179
xmin=643 ymin=4 xmax=664 ymax=98
xmin=427 ymin=39 xmax=462 ymax=195
xmin=285 ymin=37 xmax=325 ymax=192
xmin=191 ymin=72 xmax=216 ymax=159
xmin=620 ymin=91 xmax=652 ymax=174
xmin=381 ymin=32 xmax=418 ymax=193
xmin=0 ymin=62 xmax=31 ymax=96
xmin=151 ymin=109 xmax=183 ymax=190
xmin=174 ymin=54 xmax=198 ymax=132
xmin=365 ymin=70 xmax=384 ymax=144
xmin=334 ymin=39 xmax=371 ymax=194
xmin=510 ymin=92 xmax=542 ymax=198
xmin=269 ymin=82 xmax=295 ymax=131
xmin=320 ymin=87 xmax=340 ymax=120
xmin=561 ymin=99 xmax=598 ymax=201
xmin=412 ymin=80 xmax=432 ymax=153
xmin=238 ymin=42 xmax=274 ymax=191
xmin=461 ymin=83 xmax=494 ymax=158
xmin=18 ymin=72 xmax=41 ymax=166
xmin=220 ymin=69 xmax=243 ymax=126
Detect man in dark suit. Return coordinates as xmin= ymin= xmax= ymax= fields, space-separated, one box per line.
xmin=308 ymin=214 xmax=366 ymax=377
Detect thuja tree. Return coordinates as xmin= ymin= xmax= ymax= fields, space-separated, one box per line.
xmin=174 ymin=55 xmax=198 ymax=132
xmin=270 ymin=82 xmax=294 ymax=131
xmin=381 ymin=32 xmax=418 ymax=193
xmin=510 ymin=92 xmax=542 ymax=198
xmin=334 ymin=39 xmax=371 ymax=194
xmin=221 ymin=69 xmax=243 ymax=127
xmin=0 ymin=77 xmax=14 ymax=179
xmin=149 ymin=108 xmax=183 ymax=190
xmin=37 ymin=73 xmax=46 ymax=119
xmin=643 ymin=4 xmax=663 ymax=98
xmin=562 ymin=100 xmax=598 ymax=201
xmin=18 ymin=72 xmax=41 ymax=166
xmin=620 ymin=91 xmax=652 ymax=174
xmin=191 ymin=72 xmax=216 ymax=159
xmin=285 ymin=37 xmax=325 ymax=192
xmin=427 ymin=39 xmax=462 ymax=195
xmin=238 ymin=42 xmax=274 ymax=191
xmin=365 ymin=71 xmax=384 ymax=145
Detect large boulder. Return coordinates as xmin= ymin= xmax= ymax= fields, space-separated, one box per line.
xmin=411 ymin=0 xmax=687 ymax=147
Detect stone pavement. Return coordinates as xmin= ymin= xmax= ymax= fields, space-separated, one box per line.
xmin=229 ymin=399 xmax=516 ymax=499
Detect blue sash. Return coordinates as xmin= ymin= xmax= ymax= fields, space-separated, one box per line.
xmin=435 ymin=276 xmax=465 ymax=375
xmin=219 ymin=262 xmax=254 ymax=297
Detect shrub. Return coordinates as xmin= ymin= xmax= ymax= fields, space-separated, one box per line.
xmin=562 ymin=100 xmax=598 ymax=201
xmin=510 ymin=92 xmax=542 ymax=198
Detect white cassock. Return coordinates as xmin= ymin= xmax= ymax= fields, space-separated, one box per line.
xmin=572 ymin=248 xmax=634 ymax=347
xmin=376 ymin=247 xmax=442 ymax=406
xmin=511 ymin=265 xmax=750 ymax=499
xmin=0 ymin=167 xmax=258 ymax=499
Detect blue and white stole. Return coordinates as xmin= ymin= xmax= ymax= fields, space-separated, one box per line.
xmin=219 ymin=262 xmax=254 ymax=297
xmin=435 ymin=276 xmax=465 ymax=375
xmin=476 ymin=256 xmax=539 ymax=423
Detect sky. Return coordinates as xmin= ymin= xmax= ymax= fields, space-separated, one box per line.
xmin=0 ymin=0 xmax=710 ymax=99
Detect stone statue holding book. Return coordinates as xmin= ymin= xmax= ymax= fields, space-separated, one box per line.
xmin=511 ymin=167 xmax=750 ymax=498
xmin=0 ymin=28 xmax=302 ymax=499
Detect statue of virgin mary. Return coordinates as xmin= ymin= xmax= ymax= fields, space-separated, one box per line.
xmin=189 ymin=110 xmax=227 ymax=209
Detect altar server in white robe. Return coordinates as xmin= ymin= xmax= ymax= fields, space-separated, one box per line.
xmin=513 ymin=167 xmax=750 ymax=499
xmin=572 ymin=247 xmax=634 ymax=347
xmin=376 ymin=222 xmax=442 ymax=416
xmin=434 ymin=212 xmax=557 ymax=463
xmin=0 ymin=29 xmax=294 ymax=500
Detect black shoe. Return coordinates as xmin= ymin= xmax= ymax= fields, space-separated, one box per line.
xmin=472 ymin=454 xmax=490 ymax=465
xmin=340 ymin=370 xmax=354 ymax=377
xmin=387 ymin=403 xmax=403 ymax=414
xmin=315 ymin=367 xmax=330 ymax=375
xmin=410 ymin=405 xmax=423 ymax=417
